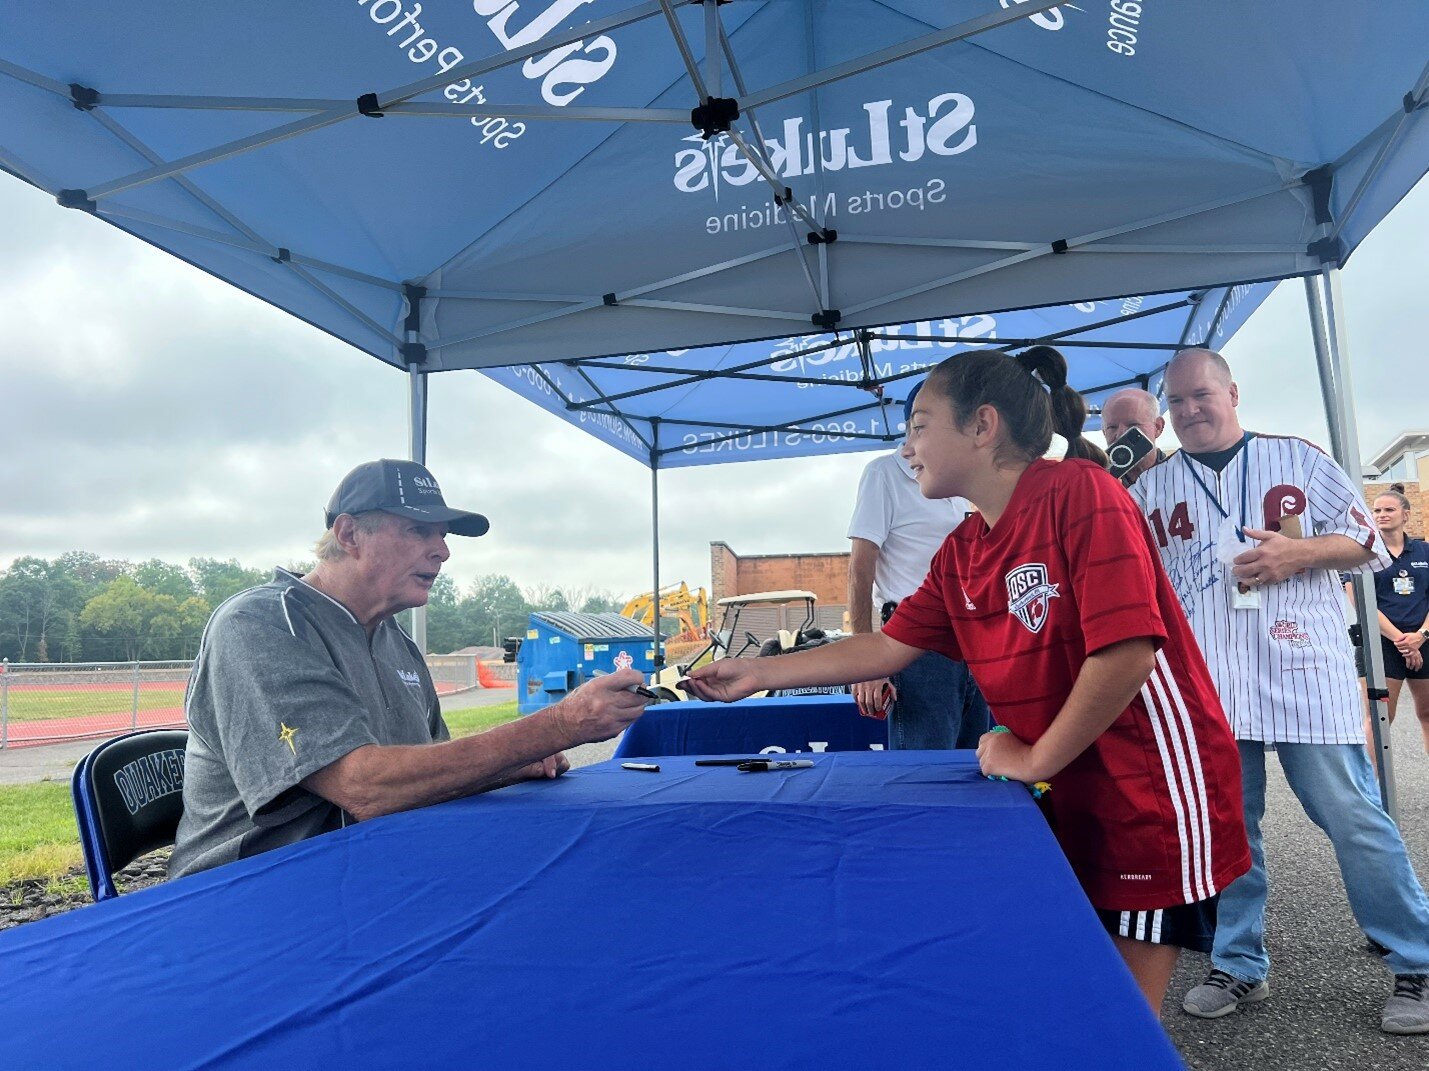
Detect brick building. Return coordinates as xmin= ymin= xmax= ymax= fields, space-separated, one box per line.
xmin=709 ymin=542 xmax=850 ymax=632
xmin=1362 ymin=480 xmax=1427 ymax=539
xmin=1364 ymin=431 xmax=1429 ymax=539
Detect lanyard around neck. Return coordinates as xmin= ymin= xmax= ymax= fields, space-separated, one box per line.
xmin=1180 ymin=433 xmax=1253 ymax=536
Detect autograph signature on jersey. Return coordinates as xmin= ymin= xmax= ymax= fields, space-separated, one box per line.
xmin=1165 ymin=539 xmax=1221 ymax=614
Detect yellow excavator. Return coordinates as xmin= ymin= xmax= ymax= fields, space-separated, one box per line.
xmin=620 ymin=582 xmax=710 ymax=644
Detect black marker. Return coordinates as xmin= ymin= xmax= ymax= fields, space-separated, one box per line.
xmin=737 ymin=759 xmax=815 ymax=772
xmin=695 ymin=757 xmax=770 ymax=766
xmin=592 ymin=670 xmax=658 ymax=700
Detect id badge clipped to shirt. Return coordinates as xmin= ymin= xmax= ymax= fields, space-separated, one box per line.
xmin=1214 ymin=517 xmax=1260 ymax=611
xmin=1393 ymin=572 xmax=1415 ymax=597
xmin=1230 ymin=580 xmax=1262 ymax=611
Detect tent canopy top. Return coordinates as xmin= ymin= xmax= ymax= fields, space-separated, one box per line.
xmin=1 ymin=1 xmax=1423 ymax=386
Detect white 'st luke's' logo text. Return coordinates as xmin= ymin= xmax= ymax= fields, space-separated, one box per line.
xmin=1005 ymin=563 xmax=1060 ymax=634
xmin=672 ymin=93 xmax=977 ymax=196
xmin=999 ymin=0 xmax=1080 ymax=31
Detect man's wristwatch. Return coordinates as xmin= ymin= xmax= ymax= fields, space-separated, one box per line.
xmin=1420 ymin=628 xmax=1429 ymax=641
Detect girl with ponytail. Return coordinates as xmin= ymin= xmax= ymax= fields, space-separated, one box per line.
xmin=687 ymin=344 xmax=1249 ymax=1014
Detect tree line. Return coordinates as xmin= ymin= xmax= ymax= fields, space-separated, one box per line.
xmin=0 ymin=552 xmax=625 ymax=663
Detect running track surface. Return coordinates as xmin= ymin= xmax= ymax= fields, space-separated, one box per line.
xmin=1 ymin=681 xmax=461 ymax=749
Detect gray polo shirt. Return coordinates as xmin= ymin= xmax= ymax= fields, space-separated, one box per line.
xmin=169 ymin=569 xmax=449 ymax=878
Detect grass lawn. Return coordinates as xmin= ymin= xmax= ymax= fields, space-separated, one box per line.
xmin=442 ymin=700 xmax=521 ymax=738
xmin=0 ymin=700 xmax=522 ymax=888
xmin=2 ymin=686 xmax=184 ymax=723
xmin=0 ymin=782 xmax=82 ymax=888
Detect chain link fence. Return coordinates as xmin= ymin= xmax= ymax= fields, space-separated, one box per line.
xmin=0 ymin=660 xmax=191 ymax=750
xmin=0 ymin=654 xmax=488 ymax=750
xmin=424 ymin=654 xmax=479 ymax=694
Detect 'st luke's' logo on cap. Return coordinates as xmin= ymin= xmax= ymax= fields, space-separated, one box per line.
xmin=1005 ymin=563 xmax=1059 ymax=634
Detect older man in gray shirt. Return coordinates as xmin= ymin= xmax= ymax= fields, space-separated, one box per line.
xmin=170 ymin=459 xmax=650 ymax=878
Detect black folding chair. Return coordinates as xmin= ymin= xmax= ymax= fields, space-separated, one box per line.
xmin=71 ymin=729 xmax=188 ymax=901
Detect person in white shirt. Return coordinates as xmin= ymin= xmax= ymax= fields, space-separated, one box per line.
xmin=846 ymin=381 xmax=989 ymax=748
xmin=1130 ymin=348 xmax=1429 ymax=1034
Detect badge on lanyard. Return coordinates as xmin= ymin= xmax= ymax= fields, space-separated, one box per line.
xmin=1214 ymin=518 xmax=1260 ymax=610
xmin=1185 ymin=438 xmax=1258 ymax=612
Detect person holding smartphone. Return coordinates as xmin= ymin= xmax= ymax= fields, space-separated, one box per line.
xmin=685 ymin=345 xmax=1250 ymax=1014
xmin=1100 ymin=387 xmax=1166 ymax=485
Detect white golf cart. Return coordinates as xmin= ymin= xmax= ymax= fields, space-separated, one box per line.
xmin=648 ymin=589 xmax=848 ymax=702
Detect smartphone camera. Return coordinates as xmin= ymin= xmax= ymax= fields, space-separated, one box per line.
xmin=1107 ymin=427 xmax=1156 ymax=482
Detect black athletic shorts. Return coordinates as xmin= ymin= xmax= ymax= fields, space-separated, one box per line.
xmin=1096 ymin=895 xmax=1217 ymax=953
xmin=1356 ymin=635 xmax=1429 ymax=682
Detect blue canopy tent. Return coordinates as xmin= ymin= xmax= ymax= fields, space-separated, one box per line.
xmin=1 ymin=0 xmax=1426 ymax=803
xmin=480 ymin=282 xmax=1273 ymax=468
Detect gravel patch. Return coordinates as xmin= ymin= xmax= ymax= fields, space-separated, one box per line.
xmin=0 ymin=850 xmax=169 ymax=932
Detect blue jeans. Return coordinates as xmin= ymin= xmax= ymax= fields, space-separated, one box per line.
xmin=889 ymin=650 xmax=989 ymax=750
xmin=1214 ymin=740 xmax=1429 ymax=981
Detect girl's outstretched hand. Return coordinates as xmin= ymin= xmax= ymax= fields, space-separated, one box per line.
xmin=682 ymin=659 xmax=764 ymax=703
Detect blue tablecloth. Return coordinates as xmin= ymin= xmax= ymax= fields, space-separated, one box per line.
xmin=614 ymin=693 xmax=888 ymax=758
xmin=0 ymin=753 xmax=1183 ymax=1070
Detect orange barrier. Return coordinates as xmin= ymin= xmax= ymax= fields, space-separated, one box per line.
xmin=477 ymin=661 xmax=515 ymax=689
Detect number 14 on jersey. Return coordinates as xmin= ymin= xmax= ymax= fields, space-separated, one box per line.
xmin=1148 ymin=503 xmax=1195 ymax=548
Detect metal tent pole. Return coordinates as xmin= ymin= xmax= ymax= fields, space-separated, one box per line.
xmin=650 ymin=419 xmax=664 ymax=676
xmin=409 ymin=362 xmax=429 ymax=655
xmin=1304 ymin=272 xmax=1397 ymax=819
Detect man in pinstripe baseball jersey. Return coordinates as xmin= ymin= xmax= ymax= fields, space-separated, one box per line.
xmin=1131 ymin=350 xmax=1429 ymax=1034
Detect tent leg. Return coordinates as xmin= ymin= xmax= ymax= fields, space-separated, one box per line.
xmin=1304 ymin=272 xmax=1397 ymax=820
xmin=409 ymin=364 xmax=429 ymax=655
xmin=650 ymin=422 xmax=664 ymax=675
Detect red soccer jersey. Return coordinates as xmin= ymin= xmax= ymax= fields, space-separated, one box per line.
xmin=883 ymin=459 xmax=1249 ymax=911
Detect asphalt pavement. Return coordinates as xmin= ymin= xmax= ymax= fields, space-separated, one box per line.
xmin=1162 ymin=699 xmax=1429 ymax=1069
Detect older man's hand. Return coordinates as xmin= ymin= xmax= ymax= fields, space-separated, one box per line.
xmin=550 ymin=669 xmax=650 ymax=745
xmin=515 ymin=752 xmax=570 ymax=781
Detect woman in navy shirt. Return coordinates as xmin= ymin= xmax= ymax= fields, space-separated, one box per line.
xmin=1358 ymin=486 xmax=1429 ymax=754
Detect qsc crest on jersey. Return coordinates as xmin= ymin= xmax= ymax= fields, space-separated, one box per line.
xmin=1005 ymin=563 xmax=1060 ymax=634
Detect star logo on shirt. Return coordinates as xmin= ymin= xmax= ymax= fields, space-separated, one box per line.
xmin=278 ymin=722 xmax=298 ymax=755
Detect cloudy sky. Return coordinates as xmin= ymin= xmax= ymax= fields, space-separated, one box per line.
xmin=1 ymin=173 xmax=1426 ymax=601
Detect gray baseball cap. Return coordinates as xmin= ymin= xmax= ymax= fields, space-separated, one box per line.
xmin=324 ymin=459 xmax=490 ymax=537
